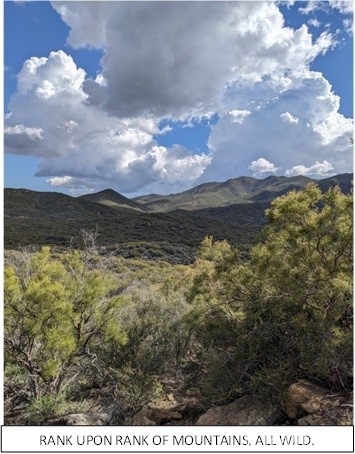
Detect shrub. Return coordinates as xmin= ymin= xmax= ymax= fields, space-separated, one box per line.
xmin=189 ymin=185 xmax=353 ymax=402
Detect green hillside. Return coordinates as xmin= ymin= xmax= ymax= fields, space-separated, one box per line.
xmin=79 ymin=188 xmax=144 ymax=211
xmin=133 ymin=174 xmax=352 ymax=211
xmin=5 ymin=174 xmax=352 ymax=263
xmin=4 ymin=189 xmax=260 ymax=262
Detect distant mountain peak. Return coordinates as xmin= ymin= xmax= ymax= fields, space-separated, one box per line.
xmin=133 ymin=173 xmax=353 ymax=212
xmin=95 ymin=188 xmax=120 ymax=196
xmin=79 ymin=188 xmax=143 ymax=211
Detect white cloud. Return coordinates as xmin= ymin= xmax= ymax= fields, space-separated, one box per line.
xmin=201 ymin=70 xmax=352 ymax=182
xmin=229 ymin=110 xmax=251 ymax=124
xmin=285 ymin=160 xmax=335 ymax=177
xmin=277 ymin=1 xmax=296 ymax=8
xmin=280 ymin=112 xmax=299 ymax=124
xmin=4 ymin=3 xmax=351 ymax=194
xmin=17 ymin=52 xmax=86 ymax=96
xmin=52 ymin=1 xmax=336 ymax=120
xmin=299 ymin=0 xmax=353 ymax=15
xmin=329 ymin=0 xmax=353 ymax=14
xmin=343 ymin=18 xmax=353 ymax=35
xmin=5 ymin=50 xmax=212 ymax=193
xmin=298 ymin=2 xmax=323 ymax=15
xmin=47 ymin=176 xmax=73 ymax=187
xmin=5 ymin=124 xmax=44 ymax=154
xmin=308 ymin=18 xmax=321 ymax=28
xmin=5 ymin=124 xmax=44 ymax=141
xmin=248 ymin=158 xmax=280 ymax=176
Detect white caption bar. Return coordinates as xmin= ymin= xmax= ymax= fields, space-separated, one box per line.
xmin=1 ymin=425 xmax=353 ymax=453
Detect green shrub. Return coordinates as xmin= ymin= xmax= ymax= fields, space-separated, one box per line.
xmin=189 ymin=185 xmax=353 ymax=402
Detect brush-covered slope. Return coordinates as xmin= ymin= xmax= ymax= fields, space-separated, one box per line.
xmin=316 ymin=173 xmax=353 ymax=194
xmin=134 ymin=173 xmax=352 ymax=212
xmin=4 ymin=188 xmax=260 ymax=262
xmin=133 ymin=175 xmax=320 ymax=211
xmin=5 ymin=174 xmax=352 ymax=263
xmin=79 ymin=189 xmax=143 ymax=211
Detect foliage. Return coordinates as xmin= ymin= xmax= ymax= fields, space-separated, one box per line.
xmin=4 ymin=244 xmax=195 ymax=424
xmin=4 ymin=246 xmax=126 ymax=405
xmin=99 ymin=271 xmax=194 ymax=416
xmin=4 ymin=183 xmax=353 ymax=425
xmin=25 ymin=392 xmax=83 ymax=425
xmin=189 ymin=185 xmax=353 ymax=402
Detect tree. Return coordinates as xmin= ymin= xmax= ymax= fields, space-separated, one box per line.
xmin=247 ymin=184 xmax=353 ymax=390
xmin=189 ymin=184 xmax=353 ymax=401
xmin=4 ymin=246 xmax=126 ymax=407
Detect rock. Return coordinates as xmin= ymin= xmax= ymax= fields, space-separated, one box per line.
xmin=196 ymin=396 xmax=285 ymax=426
xmin=297 ymin=404 xmax=353 ymax=426
xmin=130 ymin=409 xmax=157 ymax=426
xmin=297 ymin=414 xmax=332 ymax=425
xmin=150 ymin=407 xmax=183 ymax=424
xmin=283 ymin=380 xmax=353 ymax=425
xmin=175 ymin=396 xmax=205 ymax=419
xmin=185 ymin=387 xmax=203 ymax=398
xmin=283 ymin=380 xmax=329 ymax=418
xmin=130 ymin=406 xmax=182 ymax=426
xmin=50 ymin=412 xmax=110 ymax=425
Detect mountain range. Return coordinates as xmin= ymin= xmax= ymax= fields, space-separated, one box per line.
xmin=5 ymin=173 xmax=352 ymax=263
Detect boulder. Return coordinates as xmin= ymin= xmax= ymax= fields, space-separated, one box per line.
xmin=130 ymin=409 xmax=156 ymax=426
xmin=196 ymin=395 xmax=285 ymax=426
xmin=283 ymin=380 xmax=329 ymax=418
xmin=297 ymin=406 xmax=353 ymax=426
xmin=130 ymin=406 xmax=182 ymax=426
xmin=283 ymin=380 xmax=353 ymax=425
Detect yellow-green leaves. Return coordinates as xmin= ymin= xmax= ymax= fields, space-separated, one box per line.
xmin=190 ymin=185 xmax=353 ymax=401
xmin=4 ymin=246 xmax=127 ymax=399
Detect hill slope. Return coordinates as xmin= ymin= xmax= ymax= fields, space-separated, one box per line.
xmin=4 ymin=188 xmax=260 ymax=262
xmin=133 ymin=174 xmax=352 ymax=212
xmin=79 ymin=189 xmax=143 ymax=211
xmin=5 ymin=174 xmax=352 ymax=263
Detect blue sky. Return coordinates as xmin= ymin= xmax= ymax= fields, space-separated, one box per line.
xmin=4 ymin=1 xmax=353 ymax=196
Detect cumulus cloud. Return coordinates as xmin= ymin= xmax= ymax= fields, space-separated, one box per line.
xmin=201 ymin=70 xmax=352 ymax=182
xmin=6 ymin=50 xmax=211 ymax=193
xmin=248 ymin=158 xmax=280 ymax=176
xmin=52 ymin=1 xmax=336 ymax=120
xmin=5 ymin=124 xmax=44 ymax=154
xmin=280 ymin=112 xmax=299 ymax=124
xmin=47 ymin=176 xmax=74 ymax=187
xmin=285 ymin=160 xmax=335 ymax=177
xmin=5 ymin=124 xmax=44 ymax=140
xmin=229 ymin=110 xmax=251 ymax=124
xmin=4 ymin=2 xmax=352 ymax=194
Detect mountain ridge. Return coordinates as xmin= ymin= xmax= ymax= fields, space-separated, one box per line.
xmin=5 ymin=173 xmax=352 ymax=263
xmin=133 ymin=173 xmax=352 ymax=212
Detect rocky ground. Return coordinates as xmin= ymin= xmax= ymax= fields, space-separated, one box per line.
xmin=48 ymin=380 xmax=352 ymax=426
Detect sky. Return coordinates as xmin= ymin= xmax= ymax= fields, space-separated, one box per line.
xmin=4 ymin=0 xmax=354 ymax=196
